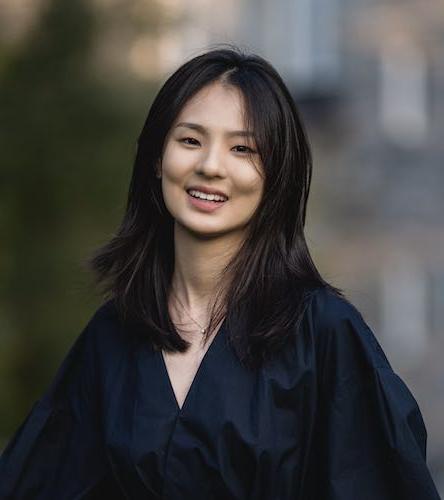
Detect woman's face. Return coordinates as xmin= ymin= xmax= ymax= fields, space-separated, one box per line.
xmin=159 ymin=81 xmax=264 ymax=239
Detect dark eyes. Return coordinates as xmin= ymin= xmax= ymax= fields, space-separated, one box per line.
xmin=179 ymin=137 xmax=256 ymax=154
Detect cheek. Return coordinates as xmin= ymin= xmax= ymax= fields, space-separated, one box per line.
xmin=162 ymin=134 xmax=200 ymax=172
xmin=234 ymin=170 xmax=264 ymax=200
xmin=159 ymin=152 xmax=187 ymax=210
xmin=161 ymin=148 xmax=189 ymax=181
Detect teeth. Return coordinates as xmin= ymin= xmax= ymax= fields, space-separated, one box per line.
xmin=188 ymin=189 xmax=227 ymax=202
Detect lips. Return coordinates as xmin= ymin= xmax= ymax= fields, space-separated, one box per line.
xmin=186 ymin=185 xmax=229 ymax=199
xmin=186 ymin=191 xmax=227 ymax=212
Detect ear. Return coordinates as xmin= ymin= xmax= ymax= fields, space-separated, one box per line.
xmin=155 ymin=160 xmax=162 ymax=178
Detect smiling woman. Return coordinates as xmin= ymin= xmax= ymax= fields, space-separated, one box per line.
xmin=0 ymin=44 xmax=441 ymax=500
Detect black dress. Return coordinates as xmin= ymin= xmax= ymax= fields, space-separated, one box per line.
xmin=0 ymin=287 xmax=441 ymax=499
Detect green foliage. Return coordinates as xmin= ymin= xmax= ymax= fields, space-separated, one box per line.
xmin=0 ymin=0 xmax=158 ymax=445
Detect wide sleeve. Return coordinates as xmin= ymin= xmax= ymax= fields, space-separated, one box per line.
xmin=0 ymin=306 xmax=122 ymax=499
xmin=304 ymin=288 xmax=441 ymax=500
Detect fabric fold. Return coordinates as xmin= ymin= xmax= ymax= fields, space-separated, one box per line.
xmin=305 ymin=288 xmax=441 ymax=500
xmin=0 ymin=310 xmax=115 ymax=499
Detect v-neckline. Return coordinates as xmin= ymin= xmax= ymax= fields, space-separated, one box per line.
xmin=158 ymin=318 xmax=226 ymax=414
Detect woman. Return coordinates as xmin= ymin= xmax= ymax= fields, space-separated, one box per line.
xmin=0 ymin=46 xmax=441 ymax=499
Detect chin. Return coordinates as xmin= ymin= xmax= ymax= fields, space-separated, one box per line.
xmin=177 ymin=220 xmax=229 ymax=238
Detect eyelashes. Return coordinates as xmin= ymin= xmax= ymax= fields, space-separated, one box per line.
xmin=178 ymin=137 xmax=257 ymax=154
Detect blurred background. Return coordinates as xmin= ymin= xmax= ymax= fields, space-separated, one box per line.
xmin=0 ymin=0 xmax=443 ymax=492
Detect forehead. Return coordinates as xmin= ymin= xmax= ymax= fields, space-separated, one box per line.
xmin=174 ymin=82 xmax=247 ymax=127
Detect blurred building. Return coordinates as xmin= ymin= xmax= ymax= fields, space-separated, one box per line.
xmin=240 ymin=0 xmax=444 ymax=487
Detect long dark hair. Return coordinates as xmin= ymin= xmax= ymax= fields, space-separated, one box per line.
xmin=86 ymin=43 xmax=343 ymax=369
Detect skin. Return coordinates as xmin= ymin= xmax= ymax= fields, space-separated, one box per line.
xmin=157 ymin=81 xmax=265 ymax=408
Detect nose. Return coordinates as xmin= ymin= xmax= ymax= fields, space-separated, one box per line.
xmin=195 ymin=142 xmax=227 ymax=178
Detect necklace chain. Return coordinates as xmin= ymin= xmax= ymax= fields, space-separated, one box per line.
xmin=172 ymin=290 xmax=208 ymax=334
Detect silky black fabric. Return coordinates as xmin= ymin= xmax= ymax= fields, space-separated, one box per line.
xmin=0 ymin=287 xmax=441 ymax=499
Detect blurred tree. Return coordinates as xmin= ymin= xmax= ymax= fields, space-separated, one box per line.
xmin=0 ymin=0 xmax=158 ymax=445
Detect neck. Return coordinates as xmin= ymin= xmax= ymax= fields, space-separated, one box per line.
xmin=170 ymin=222 xmax=244 ymax=313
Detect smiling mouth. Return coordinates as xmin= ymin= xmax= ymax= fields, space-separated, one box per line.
xmin=185 ymin=190 xmax=228 ymax=211
xmin=186 ymin=189 xmax=228 ymax=203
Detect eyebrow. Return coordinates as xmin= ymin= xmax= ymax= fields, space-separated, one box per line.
xmin=175 ymin=122 xmax=255 ymax=138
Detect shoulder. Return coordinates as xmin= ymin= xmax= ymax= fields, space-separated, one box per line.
xmin=78 ymin=298 xmax=133 ymax=363
xmin=80 ymin=299 xmax=120 ymax=342
xmin=35 ymin=300 xmax=132 ymax=410
xmin=89 ymin=298 xmax=120 ymax=324
xmin=303 ymin=286 xmax=392 ymax=380
xmin=304 ymin=286 xmax=364 ymax=331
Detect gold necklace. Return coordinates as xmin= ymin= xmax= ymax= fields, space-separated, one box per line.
xmin=172 ymin=291 xmax=209 ymax=334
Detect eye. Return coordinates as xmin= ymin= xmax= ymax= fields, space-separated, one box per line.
xmin=232 ymin=145 xmax=256 ymax=154
xmin=179 ymin=137 xmax=200 ymax=146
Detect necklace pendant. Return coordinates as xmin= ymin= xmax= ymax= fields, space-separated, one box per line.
xmin=201 ymin=328 xmax=206 ymax=334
